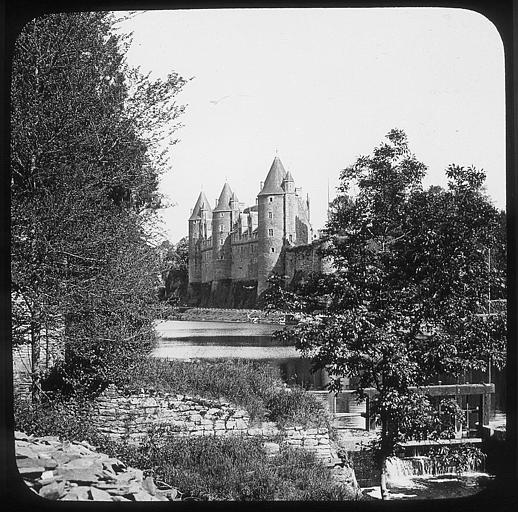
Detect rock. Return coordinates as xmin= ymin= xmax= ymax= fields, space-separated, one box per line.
xmin=18 ymin=465 xmax=46 ymax=476
xmin=263 ymin=442 xmax=280 ymax=457
xmin=40 ymin=469 xmax=55 ymax=479
xmin=16 ymin=446 xmax=37 ymax=459
xmin=15 ymin=431 xmax=32 ymax=441
xmin=55 ymin=468 xmax=102 ymax=483
xmin=39 ymin=480 xmax=66 ymax=500
xmin=142 ymin=476 xmax=157 ymax=496
xmin=62 ymin=486 xmax=90 ymax=500
xmin=132 ymin=490 xmax=155 ymax=501
xmin=89 ymin=486 xmax=113 ymax=501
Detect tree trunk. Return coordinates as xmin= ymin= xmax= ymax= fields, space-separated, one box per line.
xmin=30 ymin=314 xmax=41 ymax=403
xmin=380 ymin=456 xmax=389 ymax=500
xmin=379 ymin=414 xmax=391 ymax=500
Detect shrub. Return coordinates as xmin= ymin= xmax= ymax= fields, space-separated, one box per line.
xmin=120 ymin=358 xmax=332 ymax=429
xmin=99 ymin=434 xmax=357 ymax=501
xmin=267 ymin=386 xmax=332 ymax=430
xmin=14 ymin=394 xmax=99 ymax=443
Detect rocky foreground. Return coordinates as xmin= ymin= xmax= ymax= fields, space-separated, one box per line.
xmin=15 ymin=431 xmax=180 ymax=501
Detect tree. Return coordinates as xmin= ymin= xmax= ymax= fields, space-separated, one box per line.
xmin=269 ymin=129 xmax=506 ymax=498
xmin=11 ymin=12 xmax=187 ymax=398
xmin=158 ymin=237 xmax=190 ymax=304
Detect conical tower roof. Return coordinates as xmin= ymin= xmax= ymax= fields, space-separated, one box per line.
xmin=214 ymin=182 xmax=234 ymax=212
xmin=189 ymin=191 xmax=212 ymax=221
xmin=258 ymin=156 xmax=287 ymax=196
xmin=284 ymin=170 xmax=294 ymax=182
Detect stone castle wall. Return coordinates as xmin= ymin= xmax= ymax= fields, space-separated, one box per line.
xmin=91 ymin=385 xmax=337 ymax=463
xmin=285 ymin=240 xmax=333 ymax=282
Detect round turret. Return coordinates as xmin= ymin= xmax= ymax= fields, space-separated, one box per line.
xmin=257 ymin=157 xmax=287 ymax=294
xmin=212 ymin=183 xmax=234 ymax=281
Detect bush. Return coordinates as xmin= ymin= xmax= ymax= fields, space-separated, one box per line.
xmin=121 ymin=358 xmax=332 ymax=428
xmin=267 ymin=387 xmax=332 ymax=430
xmin=99 ymin=434 xmax=357 ymax=501
xmin=14 ymin=394 xmax=99 ymax=443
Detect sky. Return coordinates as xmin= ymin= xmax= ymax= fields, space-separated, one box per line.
xmin=115 ymin=8 xmax=505 ymax=244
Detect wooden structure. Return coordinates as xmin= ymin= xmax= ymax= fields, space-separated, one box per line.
xmin=309 ymin=383 xmax=495 ymax=437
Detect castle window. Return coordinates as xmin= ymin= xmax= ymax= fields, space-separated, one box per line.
xmin=268 ymin=229 xmax=274 ymax=236
xmin=269 ymin=197 xmax=273 ymax=202
xmin=220 ymin=213 xmax=224 ymax=218
xmin=271 ymin=247 xmax=275 ymax=253
xmin=268 ymin=212 xmax=272 ymax=219
xmin=220 ymin=225 xmax=223 ymax=232
xmin=289 ymin=234 xmax=293 ymax=242
xmin=220 ymin=238 xmax=223 ymax=245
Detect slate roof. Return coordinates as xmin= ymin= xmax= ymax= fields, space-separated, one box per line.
xmin=258 ymin=157 xmax=287 ymax=196
xmin=189 ymin=191 xmax=212 ymax=221
xmin=213 ymin=182 xmax=234 ymax=212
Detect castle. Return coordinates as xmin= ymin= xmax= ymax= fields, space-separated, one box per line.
xmin=187 ymin=156 xmax=331 ymax=308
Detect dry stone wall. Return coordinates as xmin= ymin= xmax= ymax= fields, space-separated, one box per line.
xmin=91 ymin=385 xmax=337 ymax=463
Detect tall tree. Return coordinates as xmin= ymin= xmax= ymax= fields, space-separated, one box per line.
xmin=11 ymin=12 xmax=187 ymax=398
xmin=269 ymin=129 xmax=506 ymax=498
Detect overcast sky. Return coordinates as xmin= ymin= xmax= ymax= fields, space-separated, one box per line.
xmin=116 ymin=8 xmax=505 ymax=244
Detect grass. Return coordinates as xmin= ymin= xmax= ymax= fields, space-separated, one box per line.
xmin=100 ymin=434 xmax=358 ymax=501
xmin=121 ymin=358 xmax=333 ymax=429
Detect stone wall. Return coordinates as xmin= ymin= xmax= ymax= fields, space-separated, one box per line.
xmin=91 ymin=385 xmax=337 ymax=463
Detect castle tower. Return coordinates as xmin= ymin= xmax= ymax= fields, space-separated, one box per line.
xmin=257 ymin=156 xmax=287 ymax=295
xmin=188 ymin=191 xmax=211 ymax=284
xmin=212 ymin=182 xmax=234 ymax=282
xmin=283 ymin=170 xmax=296 ymax=246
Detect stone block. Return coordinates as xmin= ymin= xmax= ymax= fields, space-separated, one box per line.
xmin=263 ymin=442 xmax=280 ymax=457
xmin=303 ymin=439 xmax=318 ymax=447
xmin=235 ymin=419 xmax=248 ymax=430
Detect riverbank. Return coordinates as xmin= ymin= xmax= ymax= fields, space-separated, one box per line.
xmin=167 ymin=307 xmax=285 ymax=324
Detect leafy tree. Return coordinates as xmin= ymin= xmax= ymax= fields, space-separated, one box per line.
xmin=269 ymin=129 xmax=506 ymax=498
xmin=158 ymin=237 xmax=189 ymax=305
xmin=11 ymin=12 xmax=187 ymax=398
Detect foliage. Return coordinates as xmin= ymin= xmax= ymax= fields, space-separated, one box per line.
xmin=119 ymin=358 xmax=331 ymax=428
xmin=259 ymin=273 xmax=305 ymax=313
xmin=264 ymin=129 xmax=506 ymax=495
xmin=14 ymin=394 xmax=98 ymax=442
xmin=266 ymin=387 xmax=332 ymax=430
xmin=99 ymin=434 xmax=357 ymax=501
xmin=427 ymin=444 xmax=486 ymax=474
xmin=10 ymin=12 xmax=187 ymax=398
xmin=157 ymin=237 xmax=189 ymax=304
